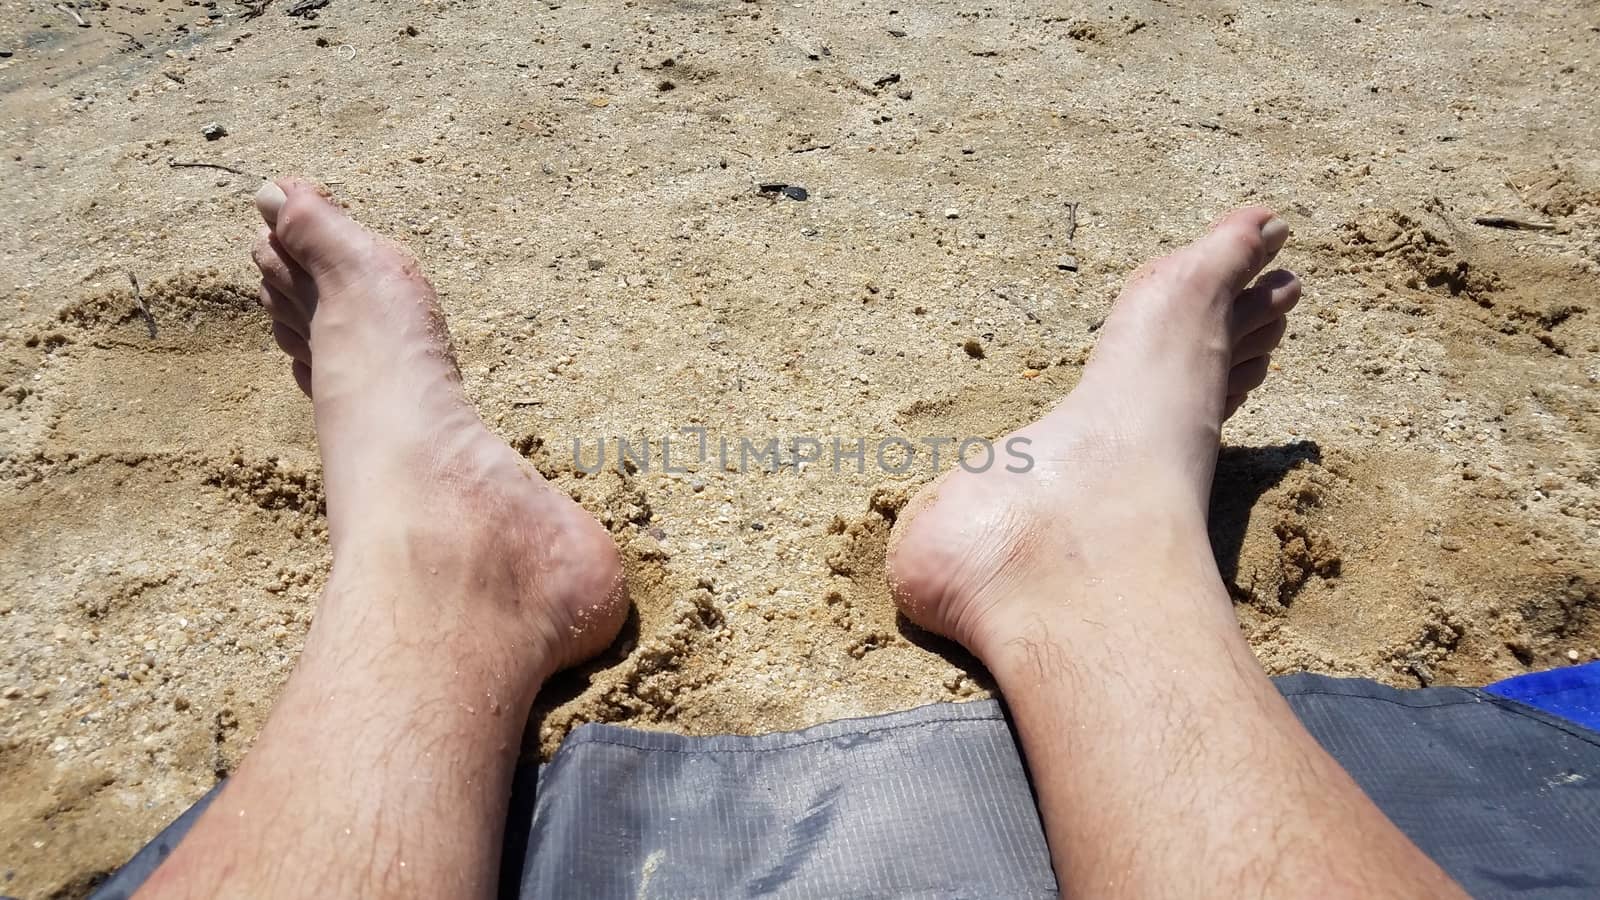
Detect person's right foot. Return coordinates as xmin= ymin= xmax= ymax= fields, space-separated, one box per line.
xmin=250 ymin=179 xmax=627 ymax=679
xmin=888 ymin=208 xmax=1300 ymax=655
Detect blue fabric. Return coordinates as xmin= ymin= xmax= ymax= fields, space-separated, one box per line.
xmin=1485 ymin=662 xmax=1600 ymax=732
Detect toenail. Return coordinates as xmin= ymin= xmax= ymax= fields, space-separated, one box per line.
xmin=256 ymin=181 xmax=287 ymax=229
xmin=1260 ymin=217 xmax=1290 ymax=254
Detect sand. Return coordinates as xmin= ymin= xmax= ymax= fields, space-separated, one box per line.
xmin=2 ymin=0 xmax=1598 ymax=895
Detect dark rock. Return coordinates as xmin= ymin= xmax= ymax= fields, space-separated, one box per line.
xmin=757 ymin=183 xmax=809 ymax=202
xmin=286 ymin=0 xmax=331 ymax=19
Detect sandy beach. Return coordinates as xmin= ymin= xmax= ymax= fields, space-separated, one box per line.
xmin=2 ymin=0 xmax=1597 ymax=894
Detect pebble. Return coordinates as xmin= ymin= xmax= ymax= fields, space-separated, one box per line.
xmin=201 ymin=122 xmax=228 ymax=141
xmin=943 ymin=208 xmax=960 ymax=219
xmin=1569 ymin=650 xmax=1582 ymax=662
xmin=1439 ymin=536 xmax=1463 ymax=552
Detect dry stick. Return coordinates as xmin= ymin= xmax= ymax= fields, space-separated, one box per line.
xmin=1473 ymin=215 xmax=1557 ymax=231
xmin=56 ymin=3 xmax=88 ymax=27
xmin=128 ymin=272 xmax=157 ymax=338
xmin=1064 ymin=201 xmax=1079 ymax=245
xmin=168 ymin=159 xmax=259 ymax=178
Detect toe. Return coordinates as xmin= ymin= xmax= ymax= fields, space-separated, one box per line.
xmin=1226 ymin=356 xmax=1271 ymax=396
xmin=1179 ymin=207 xmax=1290 ymax=298
xmin=1231 ymin=316 xmax=1287 ymax=364
xmin=1231 ymin=269 xmax=1300 ymax=336
xmin=259 ymin=283 xmax=311 ymax=334
xmin=291 ymin=361 xmax=313 ymax=397
xmin=255 ymin=180 xmax=286 ymax=229
xmin=252 ymin=227 xmax=320 ymax=301
xmin=273 ymin=321 xmax=312 ymax=365
xmin=266 ymin=178 xmax=376 ymax=283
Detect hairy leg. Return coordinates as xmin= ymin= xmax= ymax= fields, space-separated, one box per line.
xmin=136 ymin=181 xmax=627 ymax=898
xmin=890 ymin=209 xmax=1464 ymax=898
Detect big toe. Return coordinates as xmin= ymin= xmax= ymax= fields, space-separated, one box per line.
xmin=259 ymin=178 xmax=376 ymax=284
xmin=1180 ymin=207 xmax=1291 ymax=299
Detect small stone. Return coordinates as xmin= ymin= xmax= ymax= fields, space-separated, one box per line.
xmin=2 ymin=686 xmax=21 ymax=699
xmin=944 ymin=208 xmax=960 ymax=219
xmin=1056 ymin=255 xmax=1079 ymax=272
xmin=1440 ymin=536 xmax=1463 ymax=552
xmin=586 ymin=258 xmax=605 ymax=271
xmin=174 ymin=696 xmax=191 ymax=711
xmin=896 ymin=89 xmax=912 ymax=100
xmin=962 ymin=338 xmax=985 ymax=359
xmin=1569 ymin=650 xmax=1582 ymax=662
xmin=589 ymin=96 xmax=610 ymax=108
xmin=201 ymin=122 xmax=228 ymax=141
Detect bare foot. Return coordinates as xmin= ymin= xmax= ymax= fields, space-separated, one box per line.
xmin=888 ymin=207 xmax=1300 ymax=655
xmin=250 ymin=179 xmax=627 ymax=677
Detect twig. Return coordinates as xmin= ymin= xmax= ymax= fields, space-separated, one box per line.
xmin=1473 ymin=215 xmax=1556 ymax=231
xmin=56 ymin=3 xmax=89 ymax=27
xmin=128 ymin=271 xmax=157 ymax=338
xmin=168 ymin=159 xmax=258 ymax=178
xmin=1064 ymin=201 xmax=1079 ymax=245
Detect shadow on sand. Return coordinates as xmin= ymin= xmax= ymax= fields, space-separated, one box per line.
xmin=1208 ymin=440 xmax=1322 ymax=586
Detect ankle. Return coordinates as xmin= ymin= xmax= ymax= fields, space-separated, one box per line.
xmin=964 ymin=536 xmax=1239 ymax=667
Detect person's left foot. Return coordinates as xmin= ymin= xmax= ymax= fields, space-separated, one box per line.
xmin=250 ymin=179 xmax=627 ymax=682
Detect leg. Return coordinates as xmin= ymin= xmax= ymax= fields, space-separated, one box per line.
xmin=890 ymin=210 xmax=1465 ymax=897
xmin=136 ymin=181 xmax=628 ymax=898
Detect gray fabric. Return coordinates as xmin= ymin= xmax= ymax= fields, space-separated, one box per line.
xmin=521 ymin=701 xmax=1055 ymax=899
xmin=91 ymin=674 xmax=1600 ymax=899
xmin=1277 ymin=675 xmax=1600 ymax=897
